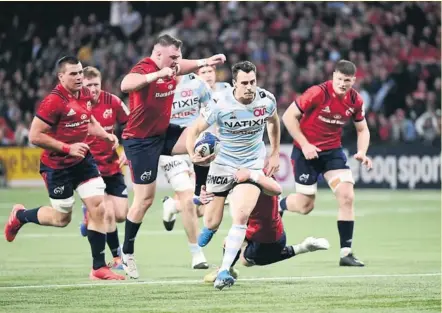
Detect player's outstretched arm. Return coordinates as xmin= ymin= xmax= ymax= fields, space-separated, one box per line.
xmin=29 ymin=117 xmax=89 ymax=158
xmin=88 ymin=115 xmax=119 ymax=149
xmin=234 ymin=168 xmax=282 ymax=196
xmin=120 ymin=68 xmax=174 ymax=93
xmin=266 ymin=112 xmax=281 ymax=176
xmin=177 ymin=54 xmax=226 ymax=75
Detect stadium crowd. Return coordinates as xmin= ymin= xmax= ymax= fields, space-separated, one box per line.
xmin=0 ymin=1 xmax=440 ymax=147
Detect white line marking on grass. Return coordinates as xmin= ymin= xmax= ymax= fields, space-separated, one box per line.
xmin=0 ymin=273 xmax=439 ymax=290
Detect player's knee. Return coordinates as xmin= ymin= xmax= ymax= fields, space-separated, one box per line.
xmin=337 ymin=188 xmax=354 ymax=209
xmin=299 ymin=200 xmax=315 ymax=215
xmin=88 ymin=200 xmax=106 ymax=221
xmin=115 ymin=209 xmax=127 ymax=223
xmin=205 ymin=214 xmax=221 ymax=230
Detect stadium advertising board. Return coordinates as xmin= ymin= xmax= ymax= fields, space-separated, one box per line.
xmin=0 ymin=144 xmax=439 ymax=190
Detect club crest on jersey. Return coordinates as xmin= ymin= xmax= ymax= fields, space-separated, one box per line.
xmin=81 ymin=114 xmax=87 ymax=120
xmin=168 ymin=84 xmax=174 ymax=90
xmin=103 ymin=109 xmax=113 ymax=119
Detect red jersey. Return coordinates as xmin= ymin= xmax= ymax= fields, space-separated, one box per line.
xmin=36 ymin=84 xmax=93 ymax=169
xmin=122 ymin=57 xmax=177 ymax=139
xmin=295 ymin=80 xmax=365 ymax=151
xmin=85 ymin=91 xmax=129 ymax=177
xmin=246 ymin=193 xmax=284 ymax=243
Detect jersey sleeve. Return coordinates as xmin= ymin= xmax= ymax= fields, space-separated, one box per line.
xmin=36 ymin=95 xmax=61 ymax=126
xmin=295 ymin=85 xmax=325 ymax=113
xmin=200 ymin=98 xmax=220 ymax=126
xmin=130 ymin=61 xmax=156 ymax=75
xmin=353 ymin=93 xmax=365 ymax=122
xmin=112 ymin=94 xmax=130 ymax=124
xmin=266 ymin=91 xmax=277 ymax=116
xmin=197 ymin=80 xmax=213 ymax=108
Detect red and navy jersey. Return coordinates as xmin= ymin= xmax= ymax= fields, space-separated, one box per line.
xmin=36 ymin=84 xmax=93 ymax=169
xmin=86 ymin=91 xmax=129 ymax=177
xmin=294 ymin=80 xmax=365 ymax=151
xmin=246 ymin=193 xmax=284 ymax=243
xmin=122 ymin=57 xmax=177 ymax=139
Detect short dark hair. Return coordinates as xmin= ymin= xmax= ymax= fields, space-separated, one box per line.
xmin=57 ymin=56 xmax=80 ymax=73
xmin=154 ymin=34 xmax=182 ymax=49
xmin=231 ymin=61 xmax=257 ymax=80
xmin=335 ymin=60 xmax=357 ymax=76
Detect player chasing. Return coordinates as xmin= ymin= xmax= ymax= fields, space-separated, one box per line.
xmin=161 ymin=64 xmax=232 ymax=235
xmin=159 ymin=70 xmax=213 ymax=269
xmin=119 ymin=33 xmax=226 ymax=279
xmin=186 ymin=61 xmax=281 ymax=290
xmin=4 ymin=56 xmax=125 ymax=280
xmin=79 ymin=66 xmax=130 ymax=270
xmin=280 ymin=60 xmax=372 ymax=267
xmin=202 ymin=168 xmax=330 ymax=283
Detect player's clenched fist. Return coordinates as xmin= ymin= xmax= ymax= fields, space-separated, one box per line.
xmin=158 ymin=67 xmax=175 ymax=79
xmin=207 ymin=54 xmax=226 ymax=66
xmin=301 ymin=143 xmax=321 ymax=160
xmin=68 ymin=143 xmax=90 ymax=158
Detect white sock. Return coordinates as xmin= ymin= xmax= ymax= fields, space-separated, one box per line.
xmin=188 ymin=243 xmax=202 ymax=256
xmin=220 ymin=224 xmax=247 ymax=272
xmin=165 ymin=197 xmax=178 ymax=214
xmin=293 ymin=244 xmax=308 ymax=255
xmin=340 ymin=247 xmax=352 ymax=258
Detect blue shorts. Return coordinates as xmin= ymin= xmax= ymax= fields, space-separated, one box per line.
xmin=291 ymin=146 xmax=349 ymax=186
xmin=243 ymin=231 xmax=287 ymax=265
xmin=40 ymin=153 xmax=100 ymax=199
xmin=103 ymin=173 xmax=127 ymax=198
xmin=123 ymin=124 xmax=185 ymax=184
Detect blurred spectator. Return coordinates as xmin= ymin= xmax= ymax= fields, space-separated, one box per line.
xmin=0 ymin=2 xmax=440 ymax=146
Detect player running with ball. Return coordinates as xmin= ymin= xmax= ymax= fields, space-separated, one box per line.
xmin=186 ymin=61 xmax=280 ymax=290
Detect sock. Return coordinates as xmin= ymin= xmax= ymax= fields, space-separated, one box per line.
xmin=337 ymin=220 xmax=354 ymax=249
xmin=189 ymin=243 xmax=202 ymax=256
xmin=279 ymin=197 xmax=288 ymax=211
xmin=87 ymin=230 xmax=106 ymax=270
xmin=123 ymin=219 xmax=142 ymax=254
xmin=220 ymin=224 xmax=247 ymax=272
xmin=16 ymin=207 xmax=41 ymax=224
xmin=164 ymin=197 xmax=178 ymax=214
xmin=223 ymin=247 xmax=241 ymax=267
xmin=106 ymin=228 xmax=120 ymax=258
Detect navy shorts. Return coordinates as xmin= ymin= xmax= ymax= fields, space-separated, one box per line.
xmin=193 ymin=164 xmax=210 ymax=196
xmin=291 ymin=146 xmax=349 ymax=186
xmin=103 ymin=173 xmax=127 ymax=198
xmin=244 ymin=231 xmax=287 ymax=266
xmin=40 ymin=153 xmax=100 ymax=199
xmin=123 ymin=124 xmax=185 ymax=184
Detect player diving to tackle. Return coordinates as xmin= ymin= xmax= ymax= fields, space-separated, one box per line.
xmin=281 ymin=60 xmax=373 ymax=267
xmin=202 ymin=168 xmax=330 ymax=283
xmin=79 ymin=66 xmax=130 ymax=270
xmin=186 ymin=61 xmax=281 ymax=290
xmin=4 ymin=56 xmax=124 ymax=280
xmin=159 ymin=71 xmax=213 ymax=269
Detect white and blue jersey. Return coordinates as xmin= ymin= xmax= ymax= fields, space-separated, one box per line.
xmin=213 ymin=82 xmax=231 ymax=93
xmin=201 ymin=87 xmax=277 ymax=170
xmin=170 ymin=74 xmax=212 ymax=127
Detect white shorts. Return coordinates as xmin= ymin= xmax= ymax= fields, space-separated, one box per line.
xmin=159 ymin=155 xmax=194 ymax=191
xmin=206 ymin=162 xmax=264 ymax=196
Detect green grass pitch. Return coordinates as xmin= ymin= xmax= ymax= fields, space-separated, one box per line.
xmin=0 ymin=188 xmax=440 ymax=313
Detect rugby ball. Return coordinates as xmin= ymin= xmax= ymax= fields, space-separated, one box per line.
xmin=194 ymin=132 xmax=221 ymax=157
